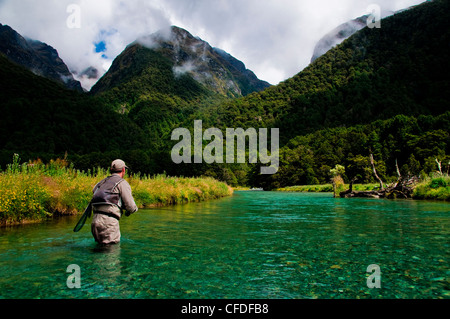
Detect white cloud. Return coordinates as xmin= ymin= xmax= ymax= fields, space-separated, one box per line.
xmin=0 ymin=0 xmax=427 ymax=90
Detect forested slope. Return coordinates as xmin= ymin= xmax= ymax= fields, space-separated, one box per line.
xmin=197 ymin=0 xmax=449 ymax=145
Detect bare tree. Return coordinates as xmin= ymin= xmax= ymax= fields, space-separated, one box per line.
xmin=370 ymin=153 xmax=384 ymax=191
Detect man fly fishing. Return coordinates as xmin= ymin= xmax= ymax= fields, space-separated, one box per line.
xmin=90 ymin=159 xmax=138 ymax=245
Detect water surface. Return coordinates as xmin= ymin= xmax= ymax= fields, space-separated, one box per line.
xmin=0 ymin=191 xmax=448 ymax=299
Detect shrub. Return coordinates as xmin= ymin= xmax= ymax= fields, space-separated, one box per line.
xmin=413 ymin=175 xmax=450 ymax=201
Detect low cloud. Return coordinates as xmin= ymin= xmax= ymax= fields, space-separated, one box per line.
xmin=173 ymin=61 xmax=197 ymax=78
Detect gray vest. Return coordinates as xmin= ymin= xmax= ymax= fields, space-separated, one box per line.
xmin=91 ymin=175 xmax=124 ymax=208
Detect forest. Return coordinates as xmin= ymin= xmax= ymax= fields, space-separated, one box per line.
xmin=0 ymin=0 xmax=448 ymax=191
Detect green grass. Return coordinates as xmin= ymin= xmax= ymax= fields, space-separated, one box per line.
xmin=0 ymin=155 xmax=233 ymax=226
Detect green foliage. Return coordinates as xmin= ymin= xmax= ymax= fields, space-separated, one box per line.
xmin=246 ymin=112 xmax=450 ymax=190
xmin=330 ymin=165 xmax=345 ymax=177
xmin=429 ymin=176 xmax=449 ymax=189
xmin=164 ymin=1 xmax=450 ymax=189
xmin=413 ymin=175 xmax=450 ymax=201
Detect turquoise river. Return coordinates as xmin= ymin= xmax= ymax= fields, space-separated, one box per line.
xmin=0 ymin=191 xmax=448 ymax=299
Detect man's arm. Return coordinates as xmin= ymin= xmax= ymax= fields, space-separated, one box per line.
xmin=119 ymin=181 xmax=138 ymax=215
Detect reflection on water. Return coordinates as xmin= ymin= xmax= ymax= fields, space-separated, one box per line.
xmin=0 ymin=191 xmax=448 ymax=299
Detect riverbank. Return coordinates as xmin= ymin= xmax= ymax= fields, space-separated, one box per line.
xmin=0 ymin=156 xmax=233 ymax=227
xmin=275 ymin=184 xmax=378 ymax=193
xmin=276 ymin=179 xmax=449 ymax=201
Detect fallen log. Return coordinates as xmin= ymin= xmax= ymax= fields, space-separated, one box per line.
xmin=340 ymin=175 xmax=418 ymax=199
xmin=340 ymin=189 xmax=385 ymax=198
xmin=340 ymin=153 xmax=418 ymax=199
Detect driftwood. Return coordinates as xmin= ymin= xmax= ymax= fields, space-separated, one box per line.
xmin=340 ymin=154 xmax=418 ymax=199
xmin=340 ymin=188 xmax=384 ymax=199
xmin=340 ymin=175 xmax=418 ymax=199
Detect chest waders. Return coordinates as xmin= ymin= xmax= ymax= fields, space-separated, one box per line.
xmin=73 ymin=175 xmax=124 ymax=232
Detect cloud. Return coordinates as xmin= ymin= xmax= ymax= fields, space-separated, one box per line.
xmin=173 ymin=61 xmax=197 ymax=78
xmin=0 ymin=0 xmax=426 ymax=90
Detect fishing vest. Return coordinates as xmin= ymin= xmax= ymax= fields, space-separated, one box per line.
xmin=91 ymin=175 xmax=125 ymax=209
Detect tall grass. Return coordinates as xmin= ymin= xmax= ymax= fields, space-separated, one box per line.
xmin=129 ymin=173 xmax=233 ymax=208
xmin=0 ymin=154 xmax=233 ymax=226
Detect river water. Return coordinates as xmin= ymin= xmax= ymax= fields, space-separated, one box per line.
xmin=0 ymin=191 xmax=448 ymax=299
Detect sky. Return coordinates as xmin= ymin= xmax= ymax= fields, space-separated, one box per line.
xmin=0 ymin=0 xmax=427 ymax=90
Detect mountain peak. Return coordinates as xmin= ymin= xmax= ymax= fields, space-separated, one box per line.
xmin=92 ymin=25 xmax=270 ymax=97
xmin=135 ymin=26 xmax=196 ymax=49
xmin=0 ymin=23 xmax=83 ymax=91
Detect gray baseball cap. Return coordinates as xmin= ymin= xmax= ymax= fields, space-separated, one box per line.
xmin=111 ymin=159 xmax=129 ymax=172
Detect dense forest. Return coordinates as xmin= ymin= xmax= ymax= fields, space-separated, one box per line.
xmin=0 ymin=0 xmax=449 ymax=190
xmin=250 ymin=112 xmax=450 ymax=189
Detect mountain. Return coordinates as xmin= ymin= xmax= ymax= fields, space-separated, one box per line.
xmin=89 ymin=26 xmax=271 ymax=146
xmin=204 ymin=0 xmax=450 ymax=144
xmin=211 ymin=47 xmax=271 ymax=94
xmin=0 ymin=23 xmax=83 ymax=91
xmin=311 ymin=15 xmax=367 ymax=63
xmin=198 ymin=0 xmax=449 ymax=188
xmin=91 ymin=26 xmax=270 ymax=98
xmin=0 ymin=51 xmax=153 ymax=171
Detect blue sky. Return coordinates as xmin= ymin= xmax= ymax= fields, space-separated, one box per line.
xmin=94 ymin=40 xmax=108 ymax=60
xmin=94 ymin=41 xmax=106 ymax=54
xmin=94 ymin=29 xmax=119 ymax=59
xmin=0 ymin=0 xmax=427 ymax=90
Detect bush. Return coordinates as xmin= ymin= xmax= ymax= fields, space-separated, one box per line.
xmin=413 ymin=175 xmax=450 ymax=200
xmin=429 ymin=177 xmax=449 ymax=189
